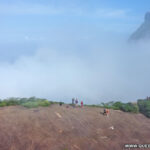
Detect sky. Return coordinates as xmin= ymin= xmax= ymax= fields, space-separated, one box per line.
xmin=0 ymin=0 xmax=150 ymax=104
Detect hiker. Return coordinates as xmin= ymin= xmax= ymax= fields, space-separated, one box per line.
xmin=106 ymin=109 xmax=110 ymax=117
xmin=103 ymin=108 xmax=107 ymax=115
xmin=72 ymin=98 xmax=75 ymax=108
xmin=66 ymin=105 xmax=69 ymax=108
xmin=59 ymin=102 xmax=63 ymax=106
xmin=81 ymin=101 xmax=83 ymax=108
xmin=75 ymin=98 xmax=78 ymax=107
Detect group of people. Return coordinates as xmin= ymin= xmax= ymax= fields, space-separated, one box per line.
xmin=72 ymin=98 xmax=83 ymax=108
xmin=103 ymin=108 xmax=110 ymax=116
xmin=59 ymin=99 xmax=110 ymax=117
xmin=59 ymin=98 xmax=83 ymax=108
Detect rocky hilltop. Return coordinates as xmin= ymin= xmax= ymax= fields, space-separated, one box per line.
xmin=0 ymin=105 xmax=150 ymax=150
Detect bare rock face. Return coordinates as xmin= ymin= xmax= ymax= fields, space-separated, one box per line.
xmin=130 ymin=12 xmax=150 ymax=41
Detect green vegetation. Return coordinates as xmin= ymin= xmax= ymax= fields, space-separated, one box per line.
xmin=101 ymin=101 xmax=139 ymax=113
xmin=86 ymin=101 xmax=139 ymax=113
xmin=85 ymin=100 xmax=150 ymax=117
xmin=120 ymin=103 xmax=139 ymax=113
xmin=137 ymin=99 xmax=150 ymax=118
xmin=21 ymin=100 xmax=51 ymax=108
xmin=0 ymin=97 xmax=51 ymax=108
xmin=85 ymin=104 xmax=102 ymax=108
xmin=0 ymin=96 xmax=150 ymax=118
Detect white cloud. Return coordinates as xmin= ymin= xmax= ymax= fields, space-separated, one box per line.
xmin=94 ymin=9 xmax=130 ymax=19
xmin=0 ymin=2 xmax=129 ymax=19
xmin=0 ymin=3 xmax=64 ymax=15
xmin=105 ymin=10 xmax=128 ymax=18
xmin=24 ymin=35 xmax=45 ymax=41
xmin=0 ymin=38 xmax=150 ymax=104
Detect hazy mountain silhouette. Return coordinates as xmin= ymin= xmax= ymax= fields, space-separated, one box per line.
xmin=130 ymin=12 xmax=150 ymax=41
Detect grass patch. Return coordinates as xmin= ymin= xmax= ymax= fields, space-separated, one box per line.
xmin=138 ymin=99 xmax=150 ymax=118
xmin=0 ymin=97 xmax=51 ymax=108
xmin=86 ymin=101 xmax=139 ymax=113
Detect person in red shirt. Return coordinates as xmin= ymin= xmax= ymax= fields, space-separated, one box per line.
xmin=106 ymin=109 xmax=110 ymax=116
xmin=81 ymin=101 xmax=83 ymax=108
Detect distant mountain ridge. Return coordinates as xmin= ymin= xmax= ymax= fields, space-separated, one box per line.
xmin=130 ymin=12 xmax=150 ymax=41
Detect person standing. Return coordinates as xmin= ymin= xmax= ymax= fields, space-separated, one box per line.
xmin=103 ymin=108 xmax=106 ymax=115
xmin=106 ymin=109 xmax=110 ymax=117
xmin=81 ymin=101 xmax=83 ymax=108
xmin=72 ymin=98 xmax=75 ymax=108
xmin=75 ymin=98 xmax=78 ymax=107
xmin=59 ymin=102 xmax=63 ymax=106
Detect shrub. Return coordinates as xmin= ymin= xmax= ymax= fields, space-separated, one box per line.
xmin=99 ymin=101 xmax=139 ymax=113
xmin=21 ymin=101 xmax=39 ymax=108
xmin=3 ymin=98 xmax=19 ymax=106
xmin=112 ymin=101 xmax=123 ymax=110
xmin=137 ymin=99 xmax=150 ymax=118
xmin=100 ymin=101 xmax=114 ymax=109
xmin=120 ymin=103 xmax=139 ymax=113
xmin=0 ymin=102 xmax=7 ymax=107
xmin=0 ymin=97 xmax=54 ymax=108
xmin=85 ymin=104 xmax=102 ymax=108
xmin=21 ymin=100 xmax=51 ymax=108
xmin=0 ymin=98 xmax=19 ymax=107
xmin=19 ymin=98 xmax=29 ymax=104
xmin=38 ymin=100 xmax=51 ymax=107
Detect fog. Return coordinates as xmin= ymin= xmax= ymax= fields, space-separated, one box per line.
xmin=0 ymin=34 xmax=150 ymax=104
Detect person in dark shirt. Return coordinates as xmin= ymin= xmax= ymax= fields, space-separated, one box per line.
xmin=75 ymin=98 xmax=78 ymax=107
xmin=72 ymin=98 xmax=75 ymax=108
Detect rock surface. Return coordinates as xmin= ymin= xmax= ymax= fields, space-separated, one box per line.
xmin=0 ymin=105 xmax=150 ymax=150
